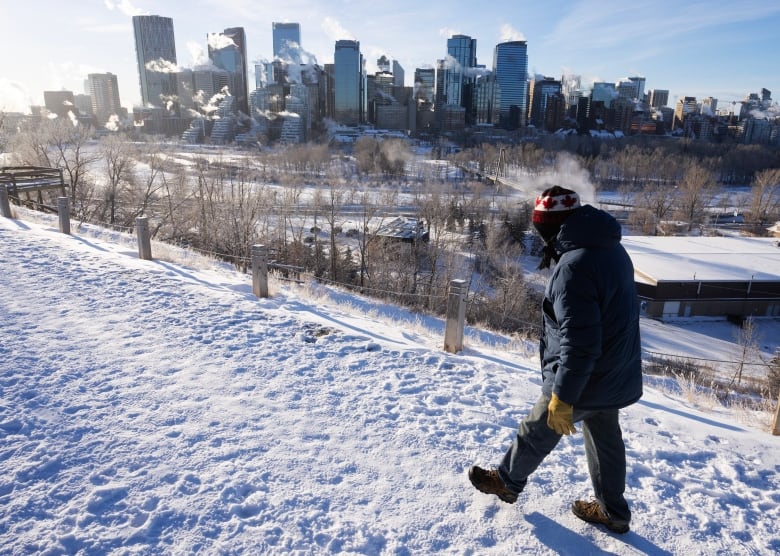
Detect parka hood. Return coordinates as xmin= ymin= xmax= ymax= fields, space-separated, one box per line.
xmin=555 ymin=204 xmax=622 ymax=253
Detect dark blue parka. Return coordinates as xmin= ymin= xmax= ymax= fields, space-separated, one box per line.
xmin=539 ymin=204 xmax=643 ymax=410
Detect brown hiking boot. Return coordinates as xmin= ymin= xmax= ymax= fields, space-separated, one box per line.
xmin=468 ymin=466 xmax=518 ymax=504
xmin=572 ymin=500 xmax=630 ymax=534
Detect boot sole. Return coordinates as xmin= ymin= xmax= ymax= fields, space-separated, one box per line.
xmin=468 ymin=468 xmax=518 ymax=504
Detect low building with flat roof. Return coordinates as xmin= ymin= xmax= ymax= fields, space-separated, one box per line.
xmin=622 ymin=235 xmax=780 ymax=320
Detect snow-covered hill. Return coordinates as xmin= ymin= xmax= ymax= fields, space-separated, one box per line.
xmin=1 ymin=212 xmax=779 ymax=555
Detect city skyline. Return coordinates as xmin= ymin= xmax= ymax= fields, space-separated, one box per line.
xmin=1 ymin=0 xmax=779 ymax=115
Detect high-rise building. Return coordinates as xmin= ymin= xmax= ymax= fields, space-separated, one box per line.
xmin=333 ymin=40 xmax=364 ymax=126
xmin=208 ymin=27 xmax=248 ymax=115
xmin=74 ymin=94 xmax=94 ymax=117
xmin=473 ymin=73 xmax=499 ymax=125
xmin=87 ymin=73 xmax=122 ymax=125
xmin=528 ymin=76 xmax=562 ymax=129
xmin=273 ymin=22 xmax=301 ymax=59
xmin=414 ymin=68 xmax=435 ymax=105
xmin=132 ymin=15 xmax=177 ymax=108
xmin=392 ymin=60 xmax=405 ymax=88
xmin=493 ymin=40 xmax=528 ymax=129
xmin=701 ymin=97 xmax=718 ymax=116
xmin=562 ymin=74 xmax=582 ymax=112
xmin=377 ymin=55 xmax=391 ymax=73
xmin=443 ymin=35 xmax=477 ymax=111
xmin=43 ymin=90 xmax=75 ymax=119
xmin=616 ymin=76 xmax=645 ymax=101
xmin=648 ymin=89 xmax=669 ymax=108
xmin=674 ymin=96 xmax=698 ymax=129
xmin=631 ymin=77 xmax=646 ymax=99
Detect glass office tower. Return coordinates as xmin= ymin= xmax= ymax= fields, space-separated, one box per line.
xmin=273 ymin=22 xmax=301 ymax=59
xmin=208 ymin=27 xmax=249 ymax=115
xmin=334 ymin=40 xmax=364 ymax=125
xmin=493 ymin=40 xmax=528 ymax=129
xmin=132 ymin=15 xmax=178 ymax=107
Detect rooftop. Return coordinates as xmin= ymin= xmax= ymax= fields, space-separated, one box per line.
xmin=622 ymin=235 xmax=780 ymax=284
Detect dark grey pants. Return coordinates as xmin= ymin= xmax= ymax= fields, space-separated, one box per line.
xmin=497 ymin=394 xmax=631 ymax=524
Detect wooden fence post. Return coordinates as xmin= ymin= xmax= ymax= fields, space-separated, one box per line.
xmin=57 ymin=197 xmax=71 ymax=235
xmin=135 ymin=217 xmax=152 ymax=260
xmin=772 ymin=390 xmax=780 ymax=436
xmin=252 ymin=244 xmax=269 ymax=298
xmin=0 ymin=185 xmax=11 ymax=218
xmin=443 ymin=279 xmax=467 ymax=354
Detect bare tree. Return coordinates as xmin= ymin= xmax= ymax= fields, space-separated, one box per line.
xmin=8 ymin=120 xmax=56 ymax=168
xmin=217 ymin=160 xmax=269 ymax=271
xmin=354 ymin=185 xmax=384 ymax=289
xmin=49 ymin=118 xmax=99 ymax=207
xmin=99 ymin=133 xmax=136 ymax=226
xmin=675 ymin=162 xmax=715 ymax=231
xmin=323 ymin=177 xmax=345 ymax=281
xmin=747 ymin=168 xmax=780 ymax=231
xmin=728 ymin=317 xmax=760 ymax=392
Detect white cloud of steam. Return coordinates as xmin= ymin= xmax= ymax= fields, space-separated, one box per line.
xmin=750 ymin=104 xmax=780 ymax=120
xmin=322 ymin=17 xmax=355 ymax=41
xmin=277 ymin=42 xmax=318 ymax=67
xmin=145 ymin=58 xmax=180 ymax=73
xmin=160 ymin=95 xmax=179 ymax=112
xmin=187 ymin=42 xmax=209 ymax=68
xmin=192 ymin=90 xmax=207 ymax=107
xmin=105 ymin=114 xmax=121 ymax=131
xmin=207 ymin=33 xmax=237 ymax=51
xmin=439 ymin=27 xmax=460 ymax=38
xmin=0 ymin=78 xmax=33 ymax=113
xmin=103 ymin=0 xmax=145 ymax=16
xmin=200 ymin=86 xmax=231 ymax=116
xmin=499 ymin=24 xmax=526 ymax=42
xmin=67 ymin=110 xmax=79 ymax=127
xmin=464 ymin=66 xmax=492 ymax=79
xmin=501 ymin=152 xmax=596 ymax=205
xmin=442 ymin=55 xmax=462 ymax=72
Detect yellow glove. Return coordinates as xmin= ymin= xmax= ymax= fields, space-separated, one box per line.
xmin=547 ymin=393 xmax=576 ymax=435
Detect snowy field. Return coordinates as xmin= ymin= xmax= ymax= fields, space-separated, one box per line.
xmin=1 ymin=211 xmax=779 ymax=555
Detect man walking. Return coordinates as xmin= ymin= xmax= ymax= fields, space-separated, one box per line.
xmin=468 ymin=186 xmax=643 ymax=534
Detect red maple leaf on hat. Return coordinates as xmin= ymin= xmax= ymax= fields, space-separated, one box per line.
xmin=561 ymin=195 xmax=577 ymax=208
xmin=540 ymin=197 xmax=557 ymax=209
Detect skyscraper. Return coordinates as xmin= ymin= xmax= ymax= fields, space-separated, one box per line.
xmin=132 ymin=15 xmax=177 ymax=108
xmin=674 ymin=96 xmax=698 ymax=129
xmin=208 ymin=27 xmax=248 ymax=115
xmin=88 ymin=73 xmax=122 ymax=125
xmin=392 ymin=60 xmax=405 ymax=88
xmin=648 ymin=89 xmax=669 ymax=109
xmin=414 ymin=68 xmax=435 ymax=105
xmin=333 ymin=40 xmax=364 ymax=125
xmin=442 ymin=35 xmax=477 ymax=110
xmin=614 ymin=76 xmax=646 ymax=101
xmin=528 ymin=77 xmax=562 ymax=129
xmin=273 ymin=22 xmax=301 ymax=59
xmin=493 ymin=40 xmax=528 ymax=129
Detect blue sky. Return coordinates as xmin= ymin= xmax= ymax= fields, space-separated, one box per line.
xmin=1 ymin=0 xmax=779 ymax=114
